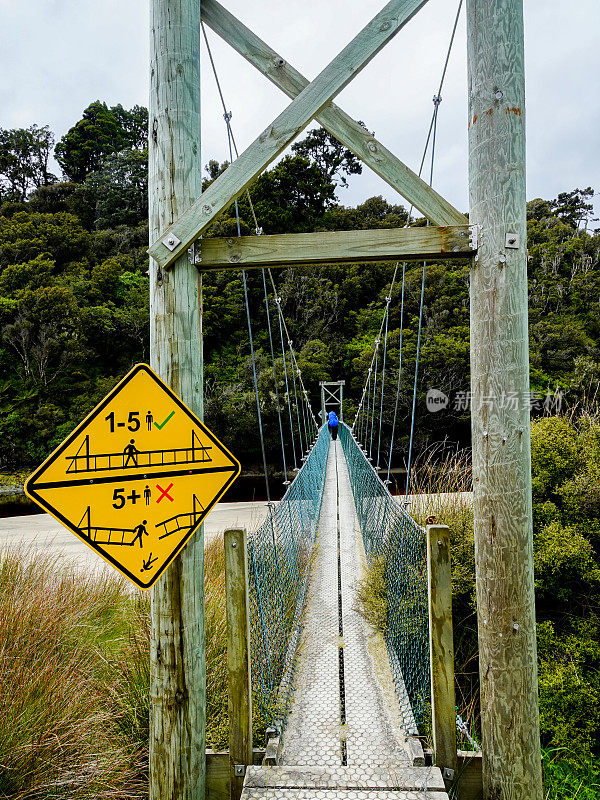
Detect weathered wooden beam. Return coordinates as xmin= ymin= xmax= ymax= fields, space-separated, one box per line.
xmin=467 ymin=0 xmax=543 ymax=797
xmin=202 ymin=0 xmax=466 ymax=228
xmin=149 ymin=0 xmax=205 ymax=797
xmin=149 ymin=0 xmax=430 ymax=269
xmin=224 ymin=529 xmax=253 ymax=799
xmin=206 ymin=749 xmax=266 ymax=800
xmin=427 ymin=524 xmax=457 ymax=781
xmin=198 ymin=226 xmax=474 ymax=270
xmin=455 ymin=751 xmax=483 ymax=800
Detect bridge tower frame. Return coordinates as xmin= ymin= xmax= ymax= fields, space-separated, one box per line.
xmin=148 ymin=0 xmax=541 ymax=797
xmin=320 ymin=380 xmax=345 ymax=423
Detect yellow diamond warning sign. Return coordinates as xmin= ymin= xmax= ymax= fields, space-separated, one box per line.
xmin=24 ymin=364 xmax=241 ymax=589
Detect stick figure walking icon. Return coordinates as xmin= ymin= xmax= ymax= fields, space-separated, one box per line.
xmin=123 ymin=439 xmax=139 ymax=467
xmin=132 ymin=520 xmax=148 ymax=548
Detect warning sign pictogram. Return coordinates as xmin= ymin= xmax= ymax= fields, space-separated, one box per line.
xmin=24 ymin=364 xmax=241 ymax=589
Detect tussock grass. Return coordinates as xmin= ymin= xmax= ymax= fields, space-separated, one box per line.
xmin=0 ymin=547 xmax=146 ymax=799
xmin=408 ymin=444 xmax=479 ymax=750
xmin=0 ymin=538 xmax=236 ymax=798
xmin=0 ymin=534 xmax=281 ymax=798
xmin=354 ymin=555 xmax=387 ymax=635
xmin=355 ymin=444 xmax=478 ymax=749
xmin=204 ymin=537 xmax=229 ymax=749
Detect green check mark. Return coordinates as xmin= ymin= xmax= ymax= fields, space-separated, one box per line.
xmin=154 ymin=410 xmax=175 ymax=430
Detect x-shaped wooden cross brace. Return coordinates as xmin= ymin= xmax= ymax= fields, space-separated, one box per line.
xmin=148 ymin=0 xmax=468 ymax=270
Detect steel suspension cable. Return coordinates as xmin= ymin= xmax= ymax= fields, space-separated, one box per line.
xmin=363 ymin=369 xmax=372 ymax=450
xmin=405 ymin=261 xmax=426 ymax=501
xmin=412 ymin=0 xmax=463 ymax=193
xmin=304 ymin=388 xmax=315 ymax=438
xmin=296 ymin=365 xmax=309 ymax=453
xmin=376 ymin=265 xmax=398 ymax=467
xmin=267 ymin=269 xmax=320 ymax=431
xmin=201 ymin=22 xmax=262 ymax=234
xmin=369 ymin=339 xmax=379 ymax=460
xmin=404 ymin=25 xmax=447 ymax=498
xmin=204 ymin=27 xmax=320 ymax=475
xmin=241 ymin=269 xmax=272 ymax=504
xmin=275 ymin=296 xmax=298 ymax=470
xmin=288 ymin=339 xmax=305 ymax=457
xmin=205 ymin=25 xmax=274 ymax=508
xmin=352 ymin=268 xmax=399 ymax=436
xmin=223 ymin=113 xmax=272 ymax=505
xmin=262 ymin=269 xmax=289 ymax=483
xmin=386 ymin=262 xmax=406 ymax=484
xmin=389 ymin=0 xmax=461 ymax=493
xmin=353 ymin=373 xmax=371 ymax=443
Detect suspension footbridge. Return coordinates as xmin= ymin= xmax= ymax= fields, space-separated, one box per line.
xmin=234 ymin=423 xmax=452 ymax=799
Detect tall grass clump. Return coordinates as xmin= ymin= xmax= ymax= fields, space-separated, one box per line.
xmin=0 ymin=530 xmax=294 ymax=798
xmin=408 ymin=444 xmax=479 ymax=744
xmin=204 ymin=536 xmax=229 ymax=749
xmin=0 ymin=548 xmax=146 ymax=799
xmin=543 ymin=748 xmax=600 ymax=799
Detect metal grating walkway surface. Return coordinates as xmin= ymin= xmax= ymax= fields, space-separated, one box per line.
xmin=240 ymin=440 xmax=448 ymax=799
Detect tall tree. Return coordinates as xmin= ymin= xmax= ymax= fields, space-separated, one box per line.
xmin=79 ymin=149 xmax=148 ymax=230
xmin=292 ymin=126 xmax=363 ymax=188
xmin=0 ymin=125 xmax=55 ymax=201
xmin=55 ymin=102 xmax=146 ymax=183
xmin=111 ymin=104 xmax=148 ymax=151
xmin=550 ymin=187 xmax=596 ymax=230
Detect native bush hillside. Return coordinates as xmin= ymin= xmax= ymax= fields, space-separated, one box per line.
xmin=1 ymin=103 xmax=599 ymax=472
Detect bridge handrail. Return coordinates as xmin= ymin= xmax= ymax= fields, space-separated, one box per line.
xmin=247 ymin=423 xmax=330 ymax=731
xmin=338 ymin=421 xmax=430 ymax=735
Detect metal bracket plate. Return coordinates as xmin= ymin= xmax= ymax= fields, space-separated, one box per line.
xmin=162 ymin=233 xmax=181 ymax=252
xmin=505 ymin=232 xmax=520 ymax=249
xmin=469 ymin=224 xmax=479 ymax=250
xmin=234 ymin=764 xmax=246 ymax=777
xmin=188 ymin=242 xmax=202 ymax=267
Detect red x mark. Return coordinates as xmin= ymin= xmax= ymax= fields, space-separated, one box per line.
xmin=156 ymin=483 xmax=174 ymax=503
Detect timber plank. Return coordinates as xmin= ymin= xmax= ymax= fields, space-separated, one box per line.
xmin=198 ymin=226 xmax=473 ymax=270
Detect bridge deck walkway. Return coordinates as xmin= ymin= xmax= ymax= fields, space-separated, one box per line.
xmin=241 ymin=439 xmax=448 ymax=799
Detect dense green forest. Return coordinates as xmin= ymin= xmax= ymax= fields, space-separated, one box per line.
xmin=0 ymin=101 xmax=598 ymax=478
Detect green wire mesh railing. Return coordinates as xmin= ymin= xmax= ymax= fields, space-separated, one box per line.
xmin=339 ymin=422 xmax=430 ymax=734
xmin=247 ymin=423 xmax=329 ymax=730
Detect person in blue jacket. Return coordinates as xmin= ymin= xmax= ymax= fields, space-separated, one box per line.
xmin=328 ymin=410 xmax=339 ymax=440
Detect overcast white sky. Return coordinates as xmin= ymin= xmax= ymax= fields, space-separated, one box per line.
xmin=1 ymin=0 xmax=598 ymax=218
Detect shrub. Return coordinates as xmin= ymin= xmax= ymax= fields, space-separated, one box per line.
xmin=355 ymin=412 xmax=600 ymax=765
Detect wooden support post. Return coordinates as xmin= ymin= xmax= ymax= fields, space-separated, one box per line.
xmin=149 ymin=0 xmax=205 ymax=798
xmin=224 ymin=529 xmax=253 ymax=799
xmin=427 ymin=524 xmax=457 ymax=779
xmin=467 ymin=0 xmax=543 ymax=797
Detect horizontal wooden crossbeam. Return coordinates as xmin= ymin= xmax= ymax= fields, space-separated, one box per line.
xmin=202 ymin=0 xmax=466 ymax=229
xmin=197 ymin=226 xmax=474 ymax=271
xmin=149 ymin=0 xmax=430 ymax=269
